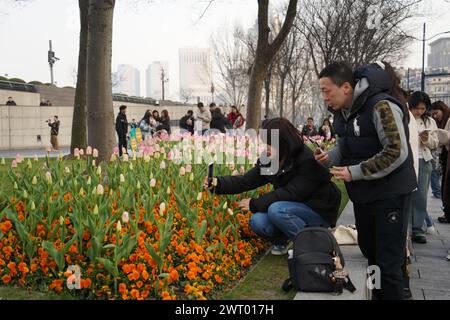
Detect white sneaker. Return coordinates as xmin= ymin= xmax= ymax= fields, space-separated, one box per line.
xmin=426 ymin=226 xmax=437 ymax=235
xmin=271 ymin=244 xmax=289 ymax=256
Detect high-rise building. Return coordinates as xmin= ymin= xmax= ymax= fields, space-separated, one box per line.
xmin=428 ymin=37 xmax=450 ymax=70
xmin=179 ymin=47 xmax=213 ymax=104
xmin=114 ymin=64 xmax=141 ymax=97
xmin=146 ymin=61 xmax=169 ymax=100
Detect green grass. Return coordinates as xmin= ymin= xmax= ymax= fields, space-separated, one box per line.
xmin=217 ymin=180 xmax=349 ymax=300
xmin=0 ymin=286 xmax=75 ymax=300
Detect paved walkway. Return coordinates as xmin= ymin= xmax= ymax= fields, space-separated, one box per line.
xmin=0 ymin=148 xmax=70 ymax=158
xmin=410 ymin=193 xmax=450 ymax=300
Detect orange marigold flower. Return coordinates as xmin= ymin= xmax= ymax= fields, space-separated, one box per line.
xmin=81 ymin=278 xmax=92 ymax=289
xmin=186 ymin=270 xmax=196 ymax=280
xmin=122 ymin=264 xmax=132 ymax=274
xmin=141 ymin=270 xmax=149 ymax=281
xmin=118 ymin=283 xmax=127 ymax=294
xmin=214 ymin=274 xmax=223 ymax=284
xmin=2 ymin=275 xmax=11 ymax=284
xmin=161 ymin=291 xmax=172 ymax=300
xmin=169 ymin=269 xmax=179 ymax=283
xmin=130 ymin=289 xmax=140 ymax=299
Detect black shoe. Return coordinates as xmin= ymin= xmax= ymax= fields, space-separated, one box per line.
xmin=412 ymin=235 xmax=427 ymax=244
xmin=404 ymin=288 xmax=413 ymax=300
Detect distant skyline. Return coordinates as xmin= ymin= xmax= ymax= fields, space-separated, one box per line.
xmin=1 ymin=0 xmax=450 ymax=100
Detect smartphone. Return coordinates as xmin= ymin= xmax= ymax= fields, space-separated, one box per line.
xmin=308 ymin=137 xmax=324 ymax=153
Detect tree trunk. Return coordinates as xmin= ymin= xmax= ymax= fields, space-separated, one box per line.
xmin=291 ymin=92 xmax=296 ymax=125
xmin=70 ymin=0 xmax=89 ymax=154
xmin=245 ymin=0 xmax=298 ymax=130
xmin=264 ymin=78 xmax=270 ymax=118
xmin=86 ymin=0 xmax=116 ymax=161
xmin=279 ymin=76 xmax=285 ymax=118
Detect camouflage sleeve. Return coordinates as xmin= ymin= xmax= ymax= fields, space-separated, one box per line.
xmin=348 ymin=101 xmax=409 ymax=181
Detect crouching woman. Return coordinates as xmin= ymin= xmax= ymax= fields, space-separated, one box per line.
xmin=204 ymin=118 xmax=341 ymax=255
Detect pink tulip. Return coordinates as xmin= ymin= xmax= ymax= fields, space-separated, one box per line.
xmin=11 ymin=160 xmax=17 ymax=168
xmin=167 ymin=151 xmax=174 ymax=161
xmin=93 ymin=148 xmax=99 ymax=158
xmin=74 ymin=148 xmax=80 ymax=157
xmin=122 ymin=211 xmax=130 ymax=223
xmin=160 ymin=161 xmax=166 ymax=169
xmin=113 ymin=147 xmax=119 ymax=156
xmin=86 ymin=146 xmax=93 ymax=155
xmin=150 ymin=178 xmax=156 ymax=187
xmin=185 ymin=164 xmax=192 ymax=173
xmin=79 ymin=149 xmax=85 ymax=156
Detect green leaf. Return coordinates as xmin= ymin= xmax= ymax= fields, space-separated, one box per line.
xmin=144 ymin=242 xmax=163 ymax=271
xmin=103 ymin=244 xmax=116 ymax=250
xmin=206 ymin=243 xmax=219 ymax=252
xmin=96 ymin=257 xmax=117 ymax=276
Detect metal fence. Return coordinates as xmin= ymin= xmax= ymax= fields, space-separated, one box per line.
xmin=428 ymin=94 xmax=450 ymax=106
xmin=0 ymin=80 xmax=36 ymax=93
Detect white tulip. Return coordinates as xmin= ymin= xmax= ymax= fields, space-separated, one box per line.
xmin=93 ymin=204 xmax=99 ymax=215
xmin=159 ymin=202 xmax=166 ymax=216
xmin=116 ymin=221 xmax=122 ymax=232
xmin=30 ymin=201 xmax=36 ymax=211
xmin=96 ymin=184 xmax=104 ymax=195
xmin=122 ymin=211 xmax=130 ymax=223
xmin=32 ymin=176 xmax=37 ymax=185
xmin=120 ymin=174 xmax=125 ymax=183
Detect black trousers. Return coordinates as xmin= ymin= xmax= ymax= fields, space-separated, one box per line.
xmin=118 ymin=134 xmax=127 ymax=157
xmin=354 ymin=193 xmax=410 ymax=300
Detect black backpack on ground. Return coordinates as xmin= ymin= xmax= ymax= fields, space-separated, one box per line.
xmin=282 ymin=226 xmax=356 ymax=295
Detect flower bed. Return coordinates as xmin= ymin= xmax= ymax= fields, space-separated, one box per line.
xmin=0 ymin=136 xmax=269 ymax=300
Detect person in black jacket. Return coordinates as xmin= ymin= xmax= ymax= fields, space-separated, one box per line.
xmin=180 ymin=110 xmax=194 ymax=134
xmin=315 ymin=62 xmax=416 ymax=300
xmin=116 ymin=105 xmax=128 ymax=156
xmin=204 ymin=118 xmax=341 ymax=256
xmin=210 ymin=103 xmax=226 ymax=133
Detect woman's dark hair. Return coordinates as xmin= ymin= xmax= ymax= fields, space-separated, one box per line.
xmin=152 ymin=110 xmax=159 ymax=118
xmin=381 ymin=61 xmax=410 ymax=124
xmin=161 ymin=110 xmax=169 ymax=119
xmin=431 ymin=100 xmax=450 ymax=129
xmin=231 ymin=106 xmax=239 ymax=113
xmin=261 ymin=118 xmax=304 ymax=166
xmin=408 ymin=91 xmax=432 ymax=124
xmin=141 ymin=110 xmax=151 ymax=124
xmin=322 ymin=119 xmax=332 ymax=127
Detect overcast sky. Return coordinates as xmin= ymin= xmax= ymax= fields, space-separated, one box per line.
xmin=0 ymin=0 xmax=449 ymax=99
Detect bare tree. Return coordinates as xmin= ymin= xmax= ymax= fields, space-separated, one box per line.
xmin=297 ymin=0 xmax=421 ymax=76
xmin=210 ymin=23 xmax=251 ymax=107
xmin=70 ymin=0 xmax=89 ymax=154
xmin=86 ymin=0 xmax=116 ymax=161
xmin=180 ymin=87 xmax=194 ymax=104
xmin=245 ymin=0 xmax=299 ymax=130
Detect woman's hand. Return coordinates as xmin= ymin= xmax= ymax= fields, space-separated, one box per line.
xmin=203 ymin=176 xmax=218 ymax=190
xmin=238 ymin=198 xmax=251 ymax=211
xmin=419 ymin=131 xmax=430 ymax=143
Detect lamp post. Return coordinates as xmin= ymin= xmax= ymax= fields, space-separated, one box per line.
xmin=48 ymin=40 xmax=59 ymax=85
xmin=160 ymin=66 xmax=169 ymax=101
xmin=420 ymin=23 xmax=450 ymax=92
xmin=210 ymin=82 xmax=215 ymax=102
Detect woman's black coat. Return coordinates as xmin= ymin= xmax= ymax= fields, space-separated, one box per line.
xmin=213 ymin=146 xmax=341 ymax=227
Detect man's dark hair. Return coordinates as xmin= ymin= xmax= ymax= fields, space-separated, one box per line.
xmin=307 ymin=117 xmax=314 ymax=121
xmin=319 ymin=61 xmax=355 ymax=88
xmin=119 ymin=105 xmax=127 ymax=111
xmin=187 ymin=110 xmax=193 ymax=115
xmin=197 ymin=102 xmax=204 ymax=108
xmin=54 ymin=115 xmax=58 ymax=119
xmin=209 ymin=103 xmax=216 ymax=108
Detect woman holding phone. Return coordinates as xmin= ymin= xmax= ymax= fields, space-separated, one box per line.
xmin=408 ymin=92 xmax=439 ymax=244
xmin=204 ymin=118 xmax=341 ymax=255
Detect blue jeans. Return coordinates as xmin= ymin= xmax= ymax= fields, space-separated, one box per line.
xmin=411 ymin=159 xmax=432 ymax=236
xmin=430 ymin=168 xmax=441 ymax=198
xmin=249 ymin=201 xmax=329 ymax=245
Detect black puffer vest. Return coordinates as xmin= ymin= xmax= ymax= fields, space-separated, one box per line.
xmin=333 ymin=65 xmax=417 ymax=204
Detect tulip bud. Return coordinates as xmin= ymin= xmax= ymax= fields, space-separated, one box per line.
xmin=59 ymin=216 xmax=65 ymax=226
xmin=74 ymin=180 xmax=78 ymax=187
xmin=93 ymin=204 xmax=99 ymax=215
xmin=87 ymin=176 xmax=92 ymax=185
xmin=110 ymin=154 xmax=117 ymax=162
xmin=27 ymin=159 xmax=32 ymax=169
xmin=11 ymin=160 xmax=17 ymax=168
xmin=160 ymin=161 xmax=166 ymax=170
xmin=79 ymin=187 xmax=86 ymax=197
xmin=197 ymin=192 xmax=203 ymax=201
xmin=122 ymin=211 xmax=129 ymax=223
xmin=144 ymin=155 xmax=150 ymax=163
xmin=93 ymin=148 xmax=99 ymax=158
xmin=227 ymin=208 xmax=234 ymax=216
xmin=116 ymin=221 xmax=122 ymax=232
xmin=150 ymin=179 xmax=156 ymax=188
xmin=32 ymin=176 xmax=37 ymax=185
xmin=92 ymin=160 xmax=96 ymax=167
xmin=79 ymin=149 xmax=85 ymax=156
xmin=123 ymin=154 xmax=129 ymax=162
xmin=159 ymin=202 xmax=166 ymax=216
xmin=96 ymin=166 xmax=102 ymax=176
xmin=59 ymin=153 xmax=63 ymax=161
xmin=0 ymin=158 xmax=5 ymax=165
xmin=30 ymin=201 xmax=36 ymax=211
xmin=64 ymin=167 xmax=70 ymax=174
xmin=120 ymin=174 xmax=125 ymax=183
xmin=185 ymin=164 xmax=192 ymax=173
xmin=86 ymin=146 xmax=93 ymax=155
xmin=166 ymin=186 xmax=171 ymax=195
xmin=59 ymin=179 xmax=64 ymax=187
xmin=132 ymin=154 xmax=137 ymax=162
xmin=137 ymin=181 xmax=141 ymax=190
xmin=23 ymin=190 xmax=28 ymax=199
xmin=96 ymin=184 xmax=104 ymax=195
xmin=33 ymin=155 xmax=39 ymax=162
xmin=45 ymin=172 xmax=52 ymax=184
xmin=223 ymin=202 xmax=228 ymax=210
xmin=179 ymin=167 xmax=186 ymax=176
xmin=150 ymin=172 xmax=154 ymax=179
xmin=129 ymin=162 xmax=134 ymax=170
xmin=189 ymin=173 xmax=194 ymax=182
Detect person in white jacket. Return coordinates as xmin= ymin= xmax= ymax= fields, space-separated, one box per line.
xmin=408 ymin=92 xmax=439 ymax=244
